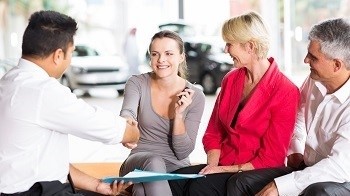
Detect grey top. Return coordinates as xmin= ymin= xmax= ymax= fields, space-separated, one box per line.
xmin=120 ymin=72 xmax=205 ymax=171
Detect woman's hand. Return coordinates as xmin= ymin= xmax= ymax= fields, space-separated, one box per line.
xmin=199 ymin=165 xmax=227 ymax=175
xmin=175 ymin=88 xmax=194 ymax=115
xmin=122 ymin=142 xmax=137 ymax=149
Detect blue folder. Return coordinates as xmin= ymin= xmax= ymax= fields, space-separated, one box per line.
xmin=102 ymin=169 xmax=204 ymax=183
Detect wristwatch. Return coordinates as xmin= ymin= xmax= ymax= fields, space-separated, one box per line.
xmin=237 ymin=164 xmax=243 ymax=173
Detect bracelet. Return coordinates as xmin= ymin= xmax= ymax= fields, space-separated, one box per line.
xmin=237 ymin=164 xmax=243 ymax=173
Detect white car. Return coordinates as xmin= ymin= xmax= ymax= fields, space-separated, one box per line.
xmin=60 ymin=45 xmax=130 ymax=95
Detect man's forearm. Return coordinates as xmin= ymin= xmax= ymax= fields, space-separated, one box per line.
xmin=69 ymin=164 xmax=100 ymax=192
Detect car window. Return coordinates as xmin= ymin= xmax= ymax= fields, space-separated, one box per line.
xmin=185 ymin=42 xmax=215 ymax=55
xmin=73 ymin=45 xmax=99 ymax=57
xmin=159 ymin=23 xmax=196 ymax=37
xmin=199 ymin=44 xmax=211 ymax=53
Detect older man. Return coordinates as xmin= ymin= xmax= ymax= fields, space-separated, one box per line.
xmin=227 ymin=17 xmax=350 ymax=196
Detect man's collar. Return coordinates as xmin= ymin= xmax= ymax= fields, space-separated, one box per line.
xmin=315 ymin=78 xmax=350 ymax=103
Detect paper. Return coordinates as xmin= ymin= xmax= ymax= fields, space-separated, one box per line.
xmin=102 ymin=169 xmax=204 ymax=183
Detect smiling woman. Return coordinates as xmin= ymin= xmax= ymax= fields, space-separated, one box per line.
xmin=169 ymin=11 xmax=300 ymax=196
xmin=118 ymin=30 xmax=206 ymax=196
xmin=145 ymin=28 xmax=233 ymax=94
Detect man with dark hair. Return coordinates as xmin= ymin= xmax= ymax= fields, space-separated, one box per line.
xmin=0 ymin=10 xmax=139 ymax=195
xmin=226 ymin=17 xmax=350 ymax=196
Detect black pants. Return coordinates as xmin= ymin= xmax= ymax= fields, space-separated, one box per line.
xmin=169 ymin=164 xmax=234 ymax=196
xmin=0 ymin=181 xmax=104 ymax=196
xmin=227 ymin=167 xmax=350 ymax=196
xmin=227 ymin=167 xmax=294 ymax=196
xmin=0 ymin=181 xmax=83 ymax=196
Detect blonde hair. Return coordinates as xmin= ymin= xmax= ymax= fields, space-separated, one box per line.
xmin=221 ymin=11 xmax=270 ymax=59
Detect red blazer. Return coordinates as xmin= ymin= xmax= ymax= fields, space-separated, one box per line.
xmin=203 ymin=58 xmax=300 ymax=168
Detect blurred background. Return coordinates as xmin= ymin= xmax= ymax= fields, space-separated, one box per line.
xmin=2 ymin=0 xmax=350 ymax=76
xmin=1 ymin=0 xmax=350 ymax=163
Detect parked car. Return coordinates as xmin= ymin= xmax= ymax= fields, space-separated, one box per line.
xmin=157 ymin=22 xmax=234 ymax=94
xmin=183 ymin=36 xmax=233 ymax=94
xmin=60 ymin=45 xmax=130 ymax=95
xmin=0 ymin=58 xmax=17 ymax=79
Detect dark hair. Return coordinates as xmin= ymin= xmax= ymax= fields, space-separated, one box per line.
xmin=148 ymin=30 xmax=188 ymax=79
xmin=22 ymin=10 xmax=78 ymax=58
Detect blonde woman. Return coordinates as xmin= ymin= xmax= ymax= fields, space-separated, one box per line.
xmin=169 ymin=11 xmax=299 ymax=196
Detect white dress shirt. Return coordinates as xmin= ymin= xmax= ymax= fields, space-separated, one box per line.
xmin=275 ymin=76 xmax=350 ymax=196
xmin=0 ymin=59 xmax=126 ymax=193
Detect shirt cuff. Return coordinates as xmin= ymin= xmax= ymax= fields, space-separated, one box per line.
xmin=287 ymin=139 xmax=305 ymax=156
xmin=274 ymin=172 xmax=300 ymax=196
xmin=114 ymin=116 xmax=127 ymax=143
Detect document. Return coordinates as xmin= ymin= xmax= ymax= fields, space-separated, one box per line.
xmin=102 ymin=169 xmax=204 ymax=183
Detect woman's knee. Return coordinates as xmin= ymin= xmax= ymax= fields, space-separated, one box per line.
xmin=132 ymin=184 xmax=145 ymax=196
xmin=142 ymin=155 xmax=166 ymax=172
xmin=227 ymin=173 xmax=247 ymax=188
xmin=120 ymin=153 xmax=166 ymax=175
xmin=227 ymin=172 xmax=258 ymax=196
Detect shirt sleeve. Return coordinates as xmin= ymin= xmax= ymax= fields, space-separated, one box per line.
xmin=202 ymin=89 xmax=226 ymax=153
xmin=276 ymin=128 xmax=350 ymax=195
xmin=203 ymin=70 xmax=240 ymax=154
xmin=172 ymin=87 xmax=205 ymax=160
xmin=37 ymin=80 xmax=126 ymax=144
xmin=287 ymin=77 xmax=310 ymax=156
